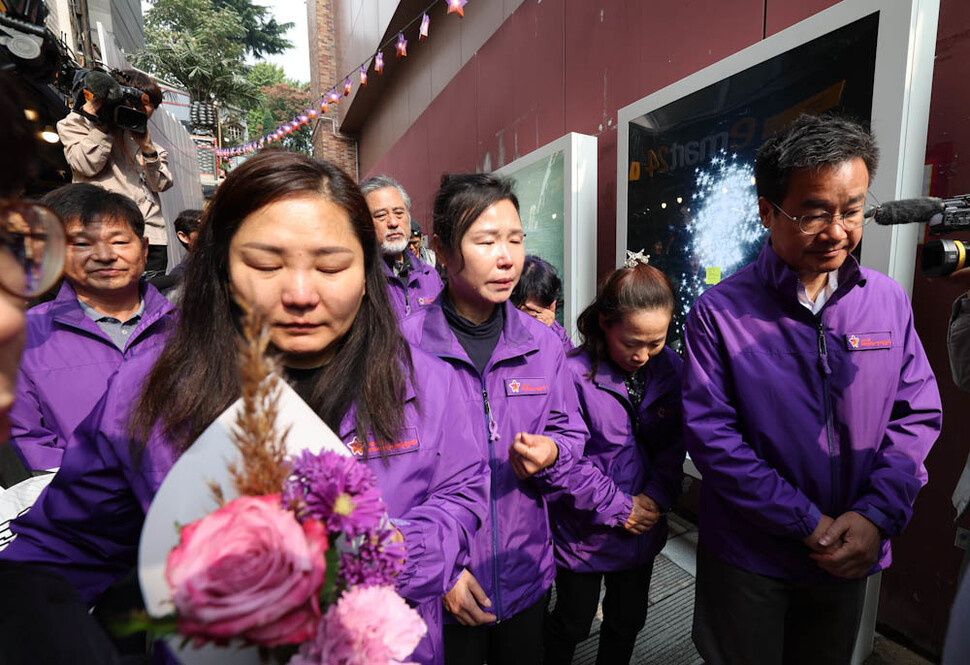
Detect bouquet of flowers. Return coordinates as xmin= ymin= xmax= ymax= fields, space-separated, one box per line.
xmin=136 ymin=313 xmax=426 ymax=664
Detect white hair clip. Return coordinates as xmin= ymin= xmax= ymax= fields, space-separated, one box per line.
xmin=624 ymin=249 xmax=650 ymax=268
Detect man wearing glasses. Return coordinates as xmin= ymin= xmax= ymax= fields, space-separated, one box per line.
xmin=683 ymin=114 xmax=942 ymax=665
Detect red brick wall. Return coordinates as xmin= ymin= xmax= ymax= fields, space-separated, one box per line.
xmin=307 ymin=0 xmax=358 ymax=180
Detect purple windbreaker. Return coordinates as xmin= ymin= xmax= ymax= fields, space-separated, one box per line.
xmin=3 ymin=346 xmax=486 ymax=665
xmin=10 ymin=281 xmax=174 ymax=470
xmin=550 ymin=347 xmax=684 ymax=573
xmin=401 ymin=299 xmax=631 ymax=621
xmin=550 ymin=320 xmax=575 ymax=353
xmin=383 ymin=254 xmax=443 ymax=318
xmin=683 ymin=242 xmax=942 ymax=581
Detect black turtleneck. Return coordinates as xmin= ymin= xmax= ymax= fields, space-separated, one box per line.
xmin=442 ymin=296 xmax=504 ymax=375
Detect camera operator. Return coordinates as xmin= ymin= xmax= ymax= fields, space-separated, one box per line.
xmin=945 ymin=268 xmax=970 ymax=664
xmin=57 ymin=69 xmax=173 ymax=281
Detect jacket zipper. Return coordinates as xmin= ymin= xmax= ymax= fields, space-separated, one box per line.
xmin=815 ymin=317 xmax=839 ymax=511
xmin=482 ymin=384 xmax=503 ymax=621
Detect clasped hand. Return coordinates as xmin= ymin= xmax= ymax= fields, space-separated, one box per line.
xmin=624 ymin=493 xmax=661 ymax=534
xmin=803 ymin=511 xmax=881 ymax=579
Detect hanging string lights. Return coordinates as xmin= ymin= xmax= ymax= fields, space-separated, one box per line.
xmin=217 ymin=0 xmax=469 ymax=158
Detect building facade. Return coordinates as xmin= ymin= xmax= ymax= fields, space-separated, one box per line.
xmin=321 ymin=0 xmax=970 ymax=657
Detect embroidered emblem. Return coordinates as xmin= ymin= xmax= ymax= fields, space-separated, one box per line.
xmin=844 ymin=331 xmax=892 ymax=351
xmin=509 ymin=379 xmax=521 ymax=394
xmin=349 ymin=439 xmax=364 ymax=456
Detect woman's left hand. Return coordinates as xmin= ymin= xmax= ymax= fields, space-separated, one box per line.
xmin=509 ymin=432 xmax=559 ymax=479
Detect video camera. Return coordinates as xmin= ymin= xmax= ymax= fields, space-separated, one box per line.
xmin=72 ymin=69 xmax=151 ymax=134
xmin=873 ymin=196 xmax=970 ymax=277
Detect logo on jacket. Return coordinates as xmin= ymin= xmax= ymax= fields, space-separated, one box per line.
xmin=845 ymin=331 xmax=892 ymax=351
xmin=504 ymin=378 xmax=548 ymax=396
xmin=346 ymin=428 xmax=420 ymax=457
xmin=417 ymin=297 xmax=434 ymax=306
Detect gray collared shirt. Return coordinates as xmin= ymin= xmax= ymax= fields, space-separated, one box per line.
xmin=78 ymin=298 xmax=145 ymax=350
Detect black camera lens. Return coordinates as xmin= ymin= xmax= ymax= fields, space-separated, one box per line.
xmin=922 ymin=238 xmax=968 ymax=277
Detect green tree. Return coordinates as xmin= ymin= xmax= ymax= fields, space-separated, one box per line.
xmin=252 ymin=81 xmax=313 ymax=155
xmin=211 ymin=0 xmax=294 ymax=58
xmin=133 ymin=0 xmax=260 ymax=108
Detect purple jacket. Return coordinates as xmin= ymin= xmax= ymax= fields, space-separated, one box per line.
xmin=3 ymin=346 xmax=486 ymax=665
xmin=10 ymin=281 xmax=174 ymax=470
xmin=384 ymin=254 xmax=443 ymax=318
xmin=550 ymin=347 xmax=684 ymax=573
xmin=683 ymin=242 xmax=942 ymax=581
xmin=550 ymin=320 xmax=575 ymax=353
xmin=401 ymin=299 xmax=631 ymax=621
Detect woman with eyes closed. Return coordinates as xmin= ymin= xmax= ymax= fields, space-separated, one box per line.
xmin=543 ymin=262 xmax=685 ymax=665
xmin=399 ymin=174 xmax=634 ymax=665
xmin=2 ymin=152 xmax=487 ymax=665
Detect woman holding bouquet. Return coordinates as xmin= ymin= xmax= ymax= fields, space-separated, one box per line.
xmin=543 ymin=261 xmax=685 ymax=665
xmin=2 ymin=151 xmax=488 ymax=665
xmin=399 ymin=174 xmax=653 ymax=665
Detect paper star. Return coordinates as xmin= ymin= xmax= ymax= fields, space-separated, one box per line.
xmin=326 ymin=88 xmax=340 ymax=104
xmin=359 ymin=65 xmax=368 ymax=86
xmin=375 ymin=51 xmax=384 ymax=74
xmin=447 ymin=0 xmax=467 ymax=18
xmin=396 ymin=32 xmax=407 ymax=58
xmin=343 ymin=77 xmax=353 ymax=96
xmin=420 ymin=13 xmax=430 ymax=40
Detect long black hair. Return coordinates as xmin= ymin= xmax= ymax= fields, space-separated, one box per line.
xmin=133 ymin=151 xmax=411 ymax=451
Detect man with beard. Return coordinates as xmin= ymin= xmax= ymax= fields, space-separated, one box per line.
xmin=361 ymin=176 xmax=443 ymax=318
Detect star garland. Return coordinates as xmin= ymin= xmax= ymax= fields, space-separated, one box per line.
xmin=217 ymin=0 xmax=470 ymax=159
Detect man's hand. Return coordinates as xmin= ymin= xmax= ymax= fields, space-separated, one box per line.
xmin=443 ymin=569 xmax=497 ymax=626
xmin=509 ymin=432 xmax=559 ymax=479
xmin=809 ymin=511 xmax=882 ymax=578
xmin=802 ymin=513 xmax=838 ymax=554
xmin=623 ymin=493 xmax=661 ymax=534
xmin=131 ymin=126 xmax=155 ymax=155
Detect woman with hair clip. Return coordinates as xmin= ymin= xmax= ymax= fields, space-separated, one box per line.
xmin=400 ymin=174 xmax=642 ymax=665
xmin=543 ymin=258 xmax=685 ymax=665
xmin=510 ymin=255 xmax=573 ymax=352
xmin=2 ymin=151 xmax=488 ymax=665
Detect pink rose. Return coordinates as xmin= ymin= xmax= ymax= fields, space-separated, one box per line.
xmin=166 ymin=494 xmax=328 ymax=647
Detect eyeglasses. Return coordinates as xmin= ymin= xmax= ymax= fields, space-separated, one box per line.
xmin=768 ymin=196 xmax=879 ymax=236
xmin=0 ymin=202 xmax=66 ymax=297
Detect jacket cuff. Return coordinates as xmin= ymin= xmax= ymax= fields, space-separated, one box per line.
xmin=850 ymin=500 xmax=895 ymax=537
xmin=610 ymin=493 xmax=634 ymax=528
xmin=395 ymin=521 xmax=426 ymax=591
xmin=799 ymin=503 xmax=823 ymax=539
xmin=643 ymin=480 xmax=675 ymax=513
xmin=533 ymin=435 xmax=575 ymax=484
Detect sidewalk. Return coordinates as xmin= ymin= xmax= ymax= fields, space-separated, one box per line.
xmin=562 ymin=513 xmax=934 ymax=665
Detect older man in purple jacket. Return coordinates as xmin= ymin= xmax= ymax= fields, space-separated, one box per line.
xmin=9 ymin=184 xmax=174 ymax=471
xmin=361 ymin=175 xmax=443 ymax=318
xmin=683 ymin=115 xmax=942 ymax=665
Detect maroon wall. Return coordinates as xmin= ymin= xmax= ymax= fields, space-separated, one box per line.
xmin=365 ymin=0 xmax=831 ymax=279
xmin=363 ymin=0 xmax=970 ymax=654
xmin=879 ymin=0 xmax=970 ymax=654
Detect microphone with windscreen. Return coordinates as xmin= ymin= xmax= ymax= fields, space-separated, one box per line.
xmin=872 ymin=195 xmax=970 ymax=276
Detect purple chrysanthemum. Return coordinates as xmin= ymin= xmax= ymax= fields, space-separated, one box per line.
xmin=340 ymin=528 xmax=407 ymax=587
xmin=283 ymin=450 xmax=385 ymax=537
